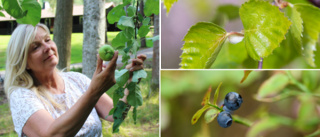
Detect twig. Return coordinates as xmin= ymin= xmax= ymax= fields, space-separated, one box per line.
xmin=258 ymin=58 xmax=263 ymax=69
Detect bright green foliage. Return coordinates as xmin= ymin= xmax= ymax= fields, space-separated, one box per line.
xmin=118 ymin=16 xmax=135 ymax=28
xmin=201 ymin=86 xmax=212 ymax=106
xmin=246 ymin=117 xmax=281 ymax=137
xmin=216 ymin=4 xmax=239 ymax=20
xmin=295 ymin=4 xmax=320 ymax=67
xmin=204 ymin=109 xmax=219 ymax=123
xmin=180 ymin=22 xmax=227 ymax=69
xmin=144 ymin=0 xmax=159 ymax=16
xmin=285 ymin=5 xmax=303 ymax=54
xmin=163 ymin=0 xmax=178 ymax=13
xmin=191 ymin=105 xmax=210 ymax=125
xmin=239 ymin=0 xmax=291 ymax=61
xmin=296 ymin=95 xmax=320 ymax=132
xmin=2 ymin=0 xmax=26 ymax=19
xmin=127 ymin=82 xmax=143 ymax=107
xmin=111 ymin=31 xmax=130 ymax=48
xmin=107 ymin=4 xmax=125 ymax=24
xmin=257 ymin=73 xmax=289 ymax=99
xmin=132 ymin=69 xmax=147 ymax=82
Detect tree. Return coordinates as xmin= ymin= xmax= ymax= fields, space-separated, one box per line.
xmin=139 ymin=0 xmax=146 ymax=48
xmin=151 ymin=14 xmax=159 ymax=93
xmin=53 ymin=0 xmax=74 ymax=71
xmin=82 ymin=0 xmax=106 ymax=78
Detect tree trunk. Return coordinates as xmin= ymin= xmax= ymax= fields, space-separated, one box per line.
xmin=150 ymin=14 xmax=159 ymax=93
xmin=83 ymin=0 xmax=106 ymax=78
xmin=53 ymin=0 xmax=73 ymax=71
xmin=139 ymin=0 xmax=146 ymax=48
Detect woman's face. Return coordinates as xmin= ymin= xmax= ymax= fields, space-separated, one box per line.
xmin=27 ymin=27 xmax=59 ymax=73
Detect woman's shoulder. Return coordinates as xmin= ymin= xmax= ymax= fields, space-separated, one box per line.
xmin=60 ymin=71 xmax=91 ymax=87
xmin=10 ymin=87 xmax=36 ymax=98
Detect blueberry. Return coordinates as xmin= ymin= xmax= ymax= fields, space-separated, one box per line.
xmin=217 ymin=111 xmax=233 ymax=128
xmin=223 ymin=105 xmax=233 ymax=113
xmin=224 ymin=92 xmax=243 ymax=111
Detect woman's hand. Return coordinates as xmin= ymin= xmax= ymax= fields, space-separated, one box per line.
xmin=89 ymin=51 xmax=119 ymax=96
xmin=125 ymin=54 xmax=147 ymax=82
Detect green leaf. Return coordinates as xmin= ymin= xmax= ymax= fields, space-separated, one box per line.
xmin=302 ymin=71 xmax=319 ymax=91
xmin=127 ymin=5 xmax=135 ymax=17
xmin=295 ymin=4 xmax=320 ymax=67
xmin=240 ymin=70 xmax=252 ymax=83
xmin=163 ymin=0 xmax=178 ymax=14
xmin=112 ymin=31 xmax=130 ymax=48
xmin=239 ymin=0 xmax=291 ymax=60
xmin=217 ymin=4 xmax=239 ymax=20
xmin=131 ymin=39 xmax=140 ymax=57
xmin=0 ymin=11 xmax=4 ymax=17
xmin=118 ymin=16 xmax=135 ymax=28
xmin=142 ymin=17 xmax=151 ymax=26
xmin=256 ymin=73 xmax=289 ymax=99
xmin=132 ymin=69 xmax=147 ymax=83
xmin=284 ymin=5 xmax=303 ymax=54
xmin=107 ymin=4 xmax=125 ymax=24
xmin=213 ymin=82 xmax=222 ymax=105
xmin=138 ymin=25 xmax=150 ymax=37
xmin=127 ymin=82 xmax=143 ymax=106
xmin=144 ymin=0 xmax=159 ymax=16
xmin=201 ymin=86 xmax=212 ymax=106
xmin=123 ymin=0 xmax=131 ymax=5
xmin=112 ymin=101 xmax=127 ymax=133
xmin=115 ymin=69 xmax=130 ymax=87
xmin=146 ymin=35 xmax=159 ymax=42
xmin=204 ymin=108 xmax=219 ymax=124
xmin=295 ymin=94 xmax=320 ymax=132
xmin=211 ymin=13 xmax=228 ymax=27
xmin=191 ymin=105 xmax=210 ymax=125
xmin=111 ymin=87 xmax=125 ymax=115
xmin=180 ymin=22 xmax=227 ymax=69
xmin=17 ymin=0 xmax=41 ymax=26
xmin=2 ymin=0 xmax=26 ymax=19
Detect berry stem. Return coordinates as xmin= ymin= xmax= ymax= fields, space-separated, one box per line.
xmin=232 ymin=115 xmax=253 ymax=127
xmin=207 ymin=103 xmax=223 ymax=111
xmin=226 ymin=31 xmax=244 ymax=37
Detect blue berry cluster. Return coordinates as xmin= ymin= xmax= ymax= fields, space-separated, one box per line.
xmin=217 ymin=92 xmax=243 ymax=128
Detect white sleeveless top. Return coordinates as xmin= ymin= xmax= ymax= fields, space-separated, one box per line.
xmin=9 ymin=72 xmax=103 ymax=137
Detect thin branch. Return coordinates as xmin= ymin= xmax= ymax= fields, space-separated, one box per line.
xmin=258 ymin=58 xmax=263 ymax=69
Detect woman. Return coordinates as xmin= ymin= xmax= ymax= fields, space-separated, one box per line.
xmin=4 ymin=23 xmax=146 ymax=136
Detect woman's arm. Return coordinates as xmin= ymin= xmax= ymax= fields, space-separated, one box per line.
xmin=95 ymin=54 xmax=146 ymax=121
xmin=22 ymin=52 xmax=119 ymax=137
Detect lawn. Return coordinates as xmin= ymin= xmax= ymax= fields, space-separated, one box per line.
xmin=0 ymin=69 xmax=159 ymax=136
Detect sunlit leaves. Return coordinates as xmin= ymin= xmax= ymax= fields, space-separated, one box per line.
xmin=295 ymin=4 xmax=320 ymax=67
xmin=180 ymin=22 xmax=227 ymax=69
xmin=191 ymin=105 xmax=210 ymax=125
xmin=240 ymin=0 xmax=291 ymax=61
xmin=115 ymin=69 xmax=130 ymax=87
xmin=204 ymin=109 xmax=219 ymax=123
xmin=163 ymin=0 xmax=178 ymax=14
xmin=201 ymin=86 xmax=212 ymax=106
xmin=2 ymin=0 xmax=26 ymax=19
xmin=284 ymin=5 xmax=303 ymax=54
xmin=256 ymin=73 xmax=289 ymax=99
xmin=213 ymin=82 xmax=222 ymax=105
xmin=118 ymin=16 xmax=135 ymax=28
xmin=144 ymin=0 xmax=159 ymax=16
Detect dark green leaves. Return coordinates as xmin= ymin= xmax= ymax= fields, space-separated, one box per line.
xmin=127 ymin=82 xmax=143 ymax=107
xmin=144 ymin=0 xmax=159 ymax=16
xmin=112 ymin=101 xmax=128 ymax=133
xmin=118 ymin=16 xmax=135 ymax=28
xmin=132 ymin=70 xmax=147 ymax=82
xmin=180 ymin=22 xmax=227 ymax=69
xmin=2 ymin=0 xmax=41 ymax=26
xmin=240 ymin=0 xmax=291 ymax=61
xmin=115 ymin=69 xmax=130 ymax=87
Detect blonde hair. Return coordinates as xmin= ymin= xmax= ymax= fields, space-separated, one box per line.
xmin=4 ymin=23 xmax=64 ymax=110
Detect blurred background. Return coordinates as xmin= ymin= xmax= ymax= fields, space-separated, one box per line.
xmin=161 ymin=0 xmax=320 ymax=69
xmin=161 ymin=70 xmax=320 ymax=137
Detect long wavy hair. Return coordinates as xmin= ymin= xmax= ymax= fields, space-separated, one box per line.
xmin=4 ymin=24 xmax=63 ymax=110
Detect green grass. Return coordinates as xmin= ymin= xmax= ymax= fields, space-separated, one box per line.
xmin=0 ymin=69 xmax=159 ymax=136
